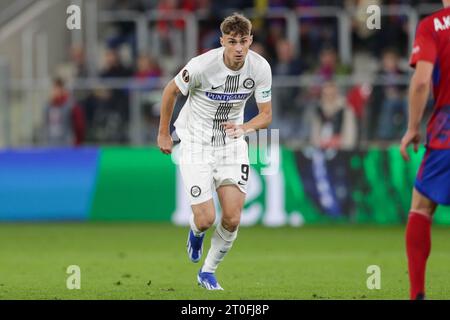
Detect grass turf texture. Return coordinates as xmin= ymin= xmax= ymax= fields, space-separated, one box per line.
xmin=0 ymin=223 xmax=449 ymax=300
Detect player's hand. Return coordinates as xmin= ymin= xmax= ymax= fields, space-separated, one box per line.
xmin=157 ymin=133 xmax=173 ymax=155
xmin=400 ymin=129 xmax=421 ymax=161
xmin=222 ymin=122 xmax=246 ymax=139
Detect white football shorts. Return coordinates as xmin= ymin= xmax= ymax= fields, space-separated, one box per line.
xmin=179 ymin=139 xmax=249 ymax=205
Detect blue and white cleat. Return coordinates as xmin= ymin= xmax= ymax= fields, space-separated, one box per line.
xmin=197 ymin=269 xmax=224 ymax=290
xmin=187 ymin=230 xmax=204 ymax=263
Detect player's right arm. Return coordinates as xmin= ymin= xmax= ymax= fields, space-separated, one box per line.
xmin=400 ymin=19 xmax=437 ymax=161
xmin=158 ymin=59 xmax=199 ymax=154
xmin=400 ymin=61 xmax=434 ymax=161
xmin=157 ymin=80 xmax=181 ymax=155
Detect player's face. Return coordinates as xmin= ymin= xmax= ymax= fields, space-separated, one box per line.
xmin=221 ymin=33 xmax=253 ymax=67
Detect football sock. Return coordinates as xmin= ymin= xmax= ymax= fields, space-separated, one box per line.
xmin=406 ymin=212 xmax=431 ymax=300
xmin=189 ymin=214 xmax=205 ymax=237
xmin=202 ymin=223 xmax=238 ymax=273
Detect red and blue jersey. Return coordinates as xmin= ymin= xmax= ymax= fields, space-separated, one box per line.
xmin=410 ymin=7 xmax=450 ymax=149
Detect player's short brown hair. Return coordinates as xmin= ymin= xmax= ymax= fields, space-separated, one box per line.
xmin=220 ymin=13 xmax=252 ymax=37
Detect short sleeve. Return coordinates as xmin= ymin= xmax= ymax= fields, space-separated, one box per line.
xmin=254 ymin=61 xmax=272 ymax=103
xmin=174 ymin=59 xmax=199 ymax=96
xmin=409 ymin=19 xmax=437 ymax=68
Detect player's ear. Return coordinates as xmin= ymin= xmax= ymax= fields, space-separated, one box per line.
xmin=249 ymin=35 xmax=253 ymax=46
xmin=220 ymin=36 xmax=224 ymax=47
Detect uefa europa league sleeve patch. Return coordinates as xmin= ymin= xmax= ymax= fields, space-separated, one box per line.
xmin=190 ymin=186 xmax=201 ymax=198
xmin=182 ymin=69 xmax=190 ymax=83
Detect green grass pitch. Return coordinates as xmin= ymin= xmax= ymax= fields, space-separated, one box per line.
xmin=0 ymin=223 xmax=449 ymax=300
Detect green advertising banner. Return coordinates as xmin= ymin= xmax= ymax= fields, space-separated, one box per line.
xmin=86 ymin=145 xmax=450 ymax=225
xmin=293 ymin=146 xmax=450 ymax=225
xmin=90 ymin=147 xmax=176 ymax=221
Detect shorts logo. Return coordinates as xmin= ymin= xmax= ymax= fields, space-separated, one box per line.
xmin=243 ymin=78 xmax=255 ymax=89
xmin=182 ymin=69 xmax=189 ymax=83
xmin=190 ymin=186 xmax=201 ymax=198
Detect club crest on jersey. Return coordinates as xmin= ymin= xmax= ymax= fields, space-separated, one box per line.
xmin=182 ymin=69 xmax=189 ymax=83
xmin=243 ymin=78 xmax=255 ymax=89
xmin=190 ymin=186 xmax=201 ymax=198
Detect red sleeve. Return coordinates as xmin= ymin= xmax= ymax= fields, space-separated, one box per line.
xmin=409 ymin=19 xmax=437 ymax=68
xmin=71 ymin=103 xmax=85 ymax=146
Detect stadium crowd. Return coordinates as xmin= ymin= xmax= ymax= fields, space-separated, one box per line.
xmin=47 ymin=0 xmax=440 ymax=148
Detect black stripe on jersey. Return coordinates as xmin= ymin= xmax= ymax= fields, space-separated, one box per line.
xmin=211 ymin=104 xmax=227 ymax=146
xmin=224 ymin=76 xmax=231 ymax=93
xmin=224 ymin=75 xmax=240 ymax=93
xmin=211 ymin=102 xmax=234 ymax=146
xmin=211 ymin=75 xmax=238 ymax=146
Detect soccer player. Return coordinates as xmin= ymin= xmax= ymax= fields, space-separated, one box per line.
xmin=157 ymin=13 xmax=272 ymax=290
xmin=401 ymin=0 xmax=450 ymax=300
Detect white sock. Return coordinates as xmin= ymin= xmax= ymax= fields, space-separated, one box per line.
xmin=189 ymin=214 xmax=205 ymax=237
xmin=202 ymin=223 xmax=238 ymax=273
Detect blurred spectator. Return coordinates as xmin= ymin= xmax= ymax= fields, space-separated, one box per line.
xmin=57 ymin=44 xmax=88 ymax=84
xmin=82 ymin=87 xmax=125 ymax=143
xmin=307 ymin=47 xmax=350 ymax=101
xmin=43 ymin=78 xmax=85 ymax=146
xmin=199 ymin=20 xmax=221 ymax=53
xmin=157 ymin=0 xmax=196 ymax=32
xmin=211 ymin=0 xmax=253 ymax=12
xmin=134 ymin=54 xmax=163 ymax=81
xmin=294 ymin=0 xmax=339 ymax=61
xmin=100 ymin=49 xmax=133 ymax=78
xmin=274 ymin=38 xmax=303 ymax=76
xmin=264 ymin=20 xmax=285 ymax=60
xmin=95 ymin=49 xmax=133 ymax=143
xmin=273 ymin=38 xmax=306 ymax=141
xmin=346 ymin=83 xmax=372 ymax=120
xmin=269 ymin=0 xmax=296 ymax=9
xmin=310 ymin=81 xmax=357 ymax=150
xmin=377 ymin=1 xmax=409 ymax=57
xmin=195 ymin=0 xmax=217 ymax=54
xmin=156 ymin=0 xmax=196 ymax=56
xmin=374 ymin=48 xmax=408 ymax=140
xmin=314 ymin=46 xmax=346 ymax=81
xmin=250 ymin=41 xmax=268 ymax=60
xmin=346 ymin=82 xmax=372 ymax=144
xmin=133 ymin=54 xmax=163 ymax=143
xmin=348 ymin=0 xmax=381 ymax=55
xmin=349 ymin=0 xmax=410 ymax=57
xmin=105 ymin=0 xmax=144 ymax=57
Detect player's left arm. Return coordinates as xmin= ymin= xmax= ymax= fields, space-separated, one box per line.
xmin=222 ymin=101 xmax=272 ymax=138
xmin=243 ymin=101 xmax=272 ymax=132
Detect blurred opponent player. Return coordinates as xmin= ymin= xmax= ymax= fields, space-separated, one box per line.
xmin=157 ymin=13 xmax=272 ymax=290
xmin=401 ymin=0 xmax=450 ymax=300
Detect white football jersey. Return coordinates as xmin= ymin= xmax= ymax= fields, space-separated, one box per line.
xmin=173 ymin=47 xmax=272 ymax=147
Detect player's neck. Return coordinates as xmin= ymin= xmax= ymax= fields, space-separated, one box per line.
xmin=223 ymin=55 xmax=245 ymax=71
